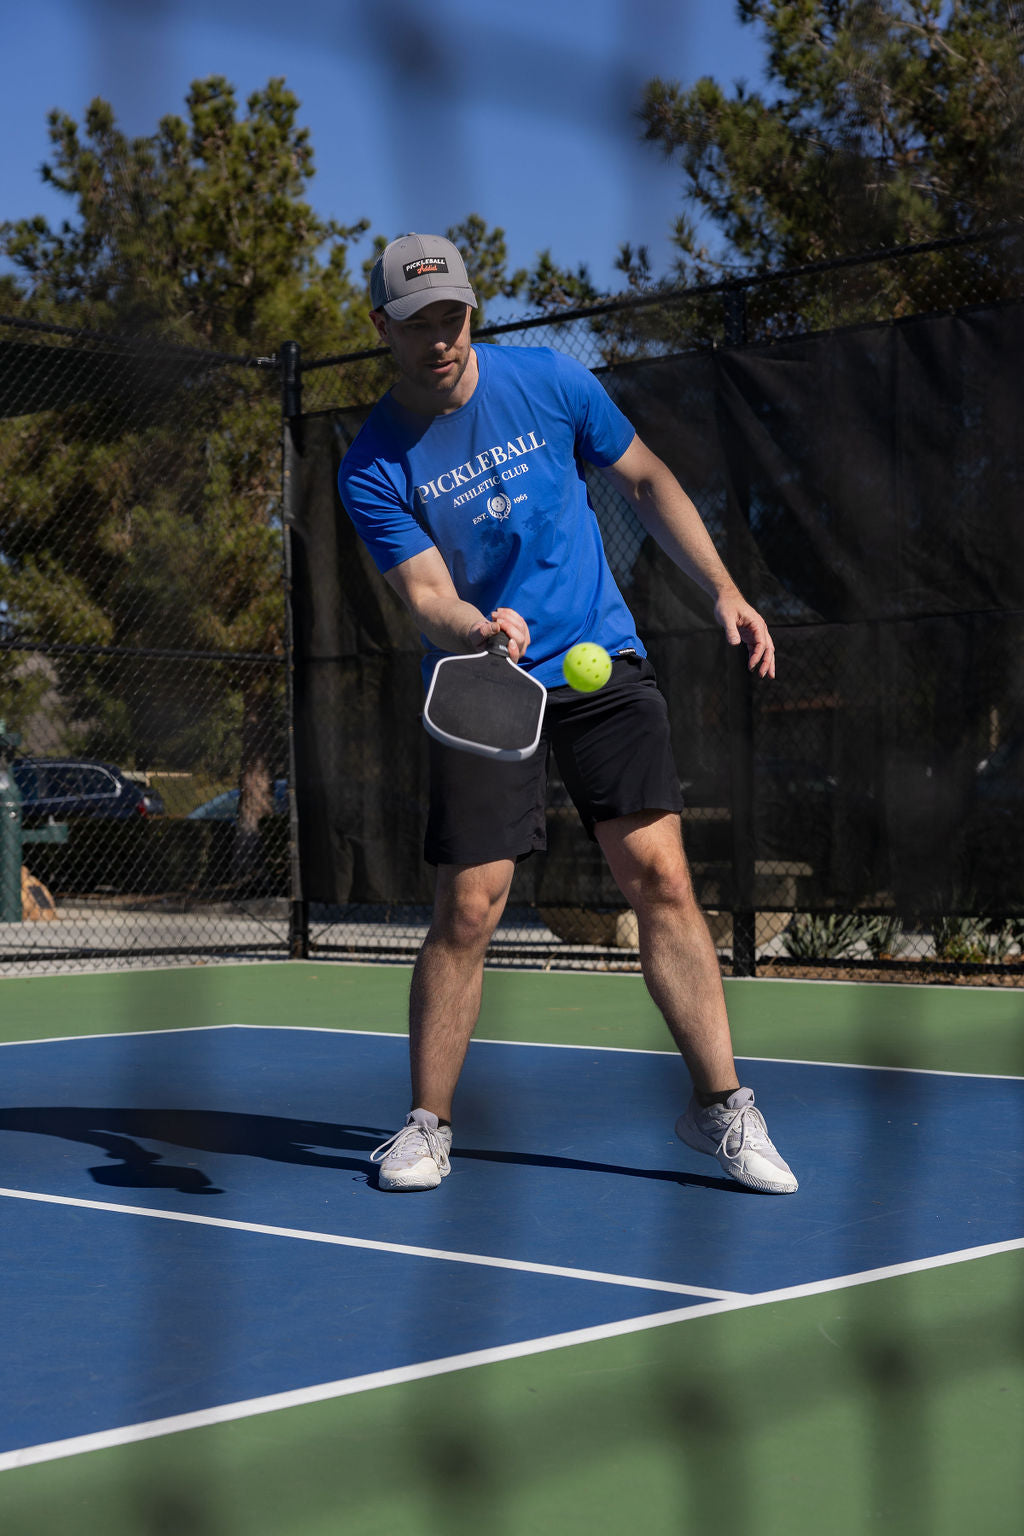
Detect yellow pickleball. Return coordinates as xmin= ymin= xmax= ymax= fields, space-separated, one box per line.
xmin=563 ymin=642 xmax=612 ymax=692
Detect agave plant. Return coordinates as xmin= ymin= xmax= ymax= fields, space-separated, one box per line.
xmin=860 ymin=915 xmax=907 ymax=960
xmin=781 ymin=912 xmax=868 ymax=961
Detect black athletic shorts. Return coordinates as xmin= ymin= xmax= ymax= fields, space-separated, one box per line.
xmin=424 ymin=654 xmax=683 ymax=866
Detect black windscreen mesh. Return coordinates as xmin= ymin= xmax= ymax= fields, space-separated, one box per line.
xmin=291 ymin=301 xmax=1024 ymax=918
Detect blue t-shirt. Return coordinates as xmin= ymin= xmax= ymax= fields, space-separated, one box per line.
xmin=337 ymin=344 xmax=645 ymax=688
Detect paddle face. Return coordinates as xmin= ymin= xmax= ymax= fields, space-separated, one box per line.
xmin=423 ymin=639 xmax=547 ymax=761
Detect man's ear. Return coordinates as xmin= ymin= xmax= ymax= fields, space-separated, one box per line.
xmin=370 ymin=308 xmax=389 ymax=342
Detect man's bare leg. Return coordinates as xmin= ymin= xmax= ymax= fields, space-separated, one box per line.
xmin=409 ymin=859 xmax=515 ymax=1120
xmin=595 ymin=810 xmax=739 ymax=1094
xmin=597 ymin=809 xmax=798 ymax=1193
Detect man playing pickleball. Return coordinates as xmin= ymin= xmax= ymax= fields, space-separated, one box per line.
xmin=338 ymin=233 xmax=797 ymax=1196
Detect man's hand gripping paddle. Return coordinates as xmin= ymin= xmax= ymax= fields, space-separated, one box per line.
xmin=423 ymin=636 xmax=547 ymax=761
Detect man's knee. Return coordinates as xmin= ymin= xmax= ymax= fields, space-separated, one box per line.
xmin=443 ymin=895 xmax=503 ymax=949
xmin=633 ymin=850 xmax=699 ymax=916
xmin=598 ymin=813 xmax=699 ymax=915
xmin=433 ymin=864 xmax=512 ymax=949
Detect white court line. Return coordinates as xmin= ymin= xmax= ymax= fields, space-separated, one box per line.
xmin=733 ymin=1052 xmax=1024 ymax=1081
xmin=2 ymin=955 xmax=1016 ymax=994
xmin=221 ymin=1023 xmax=1024 ymax=1081
xmin=1 ymin=1028 xmax=1021 ymax=1469
xmin=2 ymin=1234 xmax=1021 ymax=1474
xmin=0 ymin=1186 xmax=736 ymax=1302
xmin=459 ymin=1034 xmax=1024 ymax=1081
xmin=0 ymin=1023 xmax=242 ymax=1050
xmin=3 ymin=1021 xmax=1022 ymax=1081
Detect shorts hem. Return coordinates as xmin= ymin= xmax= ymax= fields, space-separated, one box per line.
xmin=586 ymin=799 xmax=683 ymax=840
xmin=425 ymin=836 xmax=547 ymax=868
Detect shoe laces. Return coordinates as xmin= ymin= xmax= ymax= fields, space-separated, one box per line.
xmin=370 ymin=1119 xmax=451 ymax=1173
xmin=714 ymin=1100 xmax=772 ymax=1158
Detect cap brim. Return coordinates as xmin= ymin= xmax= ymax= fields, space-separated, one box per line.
xmin=382 ymin=286 xmax=478 ymax=320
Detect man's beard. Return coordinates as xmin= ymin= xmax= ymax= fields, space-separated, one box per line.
xmin=426 ymin=349 xmax=469 ymax=393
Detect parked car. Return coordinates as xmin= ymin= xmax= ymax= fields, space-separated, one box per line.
xmin=12 ymin=758 xmax=165 ymax=823
xmin=186 ymin=780 xmax=289 ymax=820
xmin=9 ymin=758 xmax=165 ymax=895
xmin=183 ymin=779 xmax=290 ymax=897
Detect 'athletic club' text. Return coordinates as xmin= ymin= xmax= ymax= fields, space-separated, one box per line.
xmin=415 ymin=431 xmax=547 ymax=506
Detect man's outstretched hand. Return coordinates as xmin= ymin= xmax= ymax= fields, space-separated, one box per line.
xmin=714 ymin=592 xmax=776 ymax=679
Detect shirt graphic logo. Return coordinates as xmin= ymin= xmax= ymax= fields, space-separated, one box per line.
xmin=415 ymin=430 xmax=547 ymax=508
xmin=488 ymin=494 xmax=511 ymax=518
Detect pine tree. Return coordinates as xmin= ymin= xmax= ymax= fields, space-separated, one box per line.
xmin=0 ymin=78 xmax=370 ymax=858
xmin=639 ymin=0 xmax=1024 ymax=280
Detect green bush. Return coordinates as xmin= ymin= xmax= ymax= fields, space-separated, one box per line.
xmin=932 ymin=915 xmax=1024 ymax=964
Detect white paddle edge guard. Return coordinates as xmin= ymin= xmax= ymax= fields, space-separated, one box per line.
xmin=423 ymin=651 xmax=548 ymax=762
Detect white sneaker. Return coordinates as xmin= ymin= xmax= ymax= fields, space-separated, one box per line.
xmin=676 ymin=1087 xmax=798 ymax=1194
xmin=370 ymin=1109 xmax=452 ymax=1192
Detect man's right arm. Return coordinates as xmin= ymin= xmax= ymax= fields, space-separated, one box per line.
xmin=384 ymin=548 xmax=530 ymax=662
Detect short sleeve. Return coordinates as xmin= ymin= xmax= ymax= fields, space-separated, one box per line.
xmin=338 ymin=454 xmax=435 ymax=576
xmin=549 ymin=351 xmax=636 ymax=468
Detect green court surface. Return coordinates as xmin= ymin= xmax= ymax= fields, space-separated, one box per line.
xmin=0 ymin=961 xmax=1021 ymax=1536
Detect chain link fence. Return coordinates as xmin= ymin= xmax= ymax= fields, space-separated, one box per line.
xmin=3 ymin=226 xmax=1023 ymax=980
xmin=297 ymin=226 xmax=1024 ymax=984
xmin=0 ymin=316 xmax=291 ymax=972
xmin=300 ymin=225 xmax=1024 ymax=404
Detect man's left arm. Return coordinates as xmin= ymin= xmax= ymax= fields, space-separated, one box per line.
xmin=600 ymin=434 xmax=775 ymax=680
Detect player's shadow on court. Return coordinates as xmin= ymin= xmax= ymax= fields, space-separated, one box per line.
xmin=0 ymin=1106 xmax=740 ymax=1194
xmin=449 ymin=1144 xmax=741 ymax=1194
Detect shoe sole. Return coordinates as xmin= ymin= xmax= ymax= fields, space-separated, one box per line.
xmin=376 ymin=1163 xmax=448 ymax=1192
xmin=676 ymin=1116 xmax=798 ymax=1194
xmin=719 ymin=1172 xmax=798 ymax=1194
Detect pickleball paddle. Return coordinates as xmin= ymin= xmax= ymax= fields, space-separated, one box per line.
xmin=422 ymin=636 xmax=547 ymax=761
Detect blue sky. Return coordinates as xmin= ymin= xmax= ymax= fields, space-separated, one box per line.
xmin=3 ymin=0 xmax=770 ymax=312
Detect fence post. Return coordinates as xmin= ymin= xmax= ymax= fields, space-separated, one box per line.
xmin=280 ymin=340 xmax=310 ymax=960
xmin=722 ymin=288 xmax=757 ymax=977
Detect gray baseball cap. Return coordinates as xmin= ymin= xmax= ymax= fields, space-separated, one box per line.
xmin=370 ymin=233 xmax=478 ymax=320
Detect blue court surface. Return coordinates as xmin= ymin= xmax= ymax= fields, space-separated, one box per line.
xmin=1 ymin=1023 xmax=1022 ymax=1462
